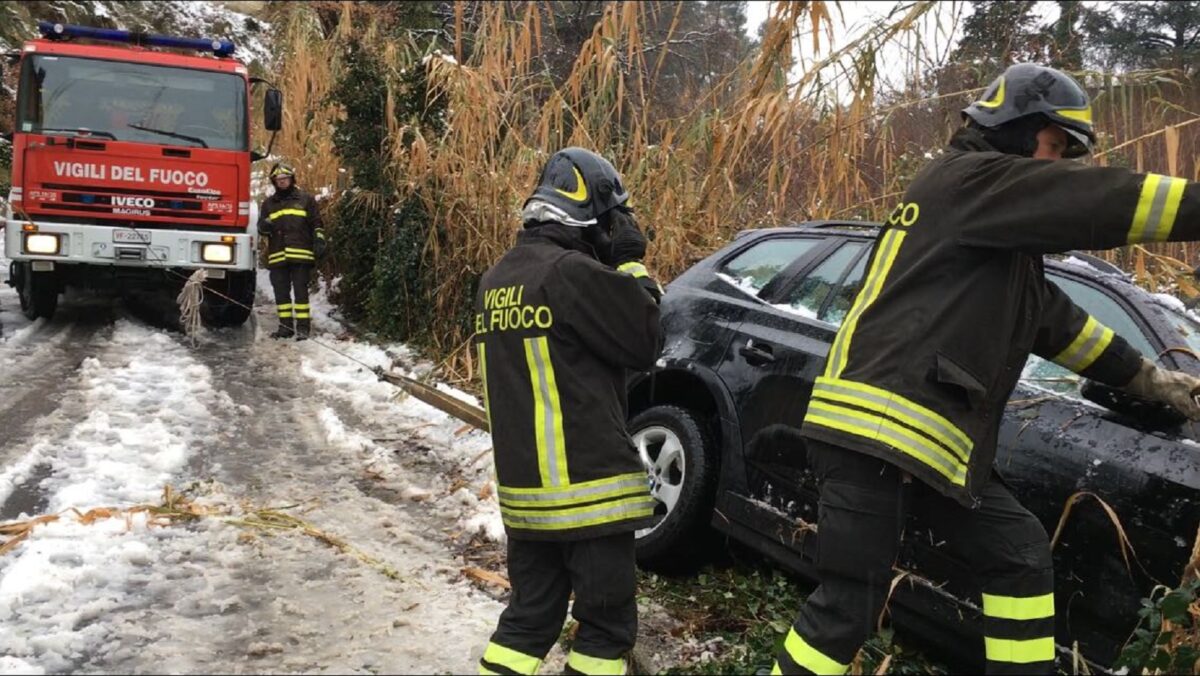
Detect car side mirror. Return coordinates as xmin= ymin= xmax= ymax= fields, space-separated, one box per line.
xmin=1080 ymin=379 xmax=1187 ymax=430
xmin=264 ymin=88 xmax=283 ymax=132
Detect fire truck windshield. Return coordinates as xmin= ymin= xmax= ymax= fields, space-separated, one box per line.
xmin=17 ymin=54 xmax=247 ymax=151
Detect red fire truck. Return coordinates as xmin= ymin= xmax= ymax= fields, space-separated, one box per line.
xmin=3 ymin=21 xmax=282 ymax=326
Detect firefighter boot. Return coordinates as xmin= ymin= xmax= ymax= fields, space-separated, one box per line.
xmin=295 ymin=319 xmax=310 ymax=341
xmin=271 ymin=317 xmax=294 ymax=339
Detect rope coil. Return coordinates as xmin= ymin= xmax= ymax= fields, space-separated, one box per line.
xmin=176 ymin=268 xmax=207 ymax=344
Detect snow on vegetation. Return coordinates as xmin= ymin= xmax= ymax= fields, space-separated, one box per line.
xmin=169 ymin=1 xmax=271 ymax=67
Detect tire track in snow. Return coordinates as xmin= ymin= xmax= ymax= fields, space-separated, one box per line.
xmin=0 ymin=319 xmax=229 ymax=674
xmin=0 ymin=286 xmax=506 ymax=673
xmin=28 ymin=317 xmax=504 ymax=674
xmin=124 ymin=324 xmax=508 ymax=675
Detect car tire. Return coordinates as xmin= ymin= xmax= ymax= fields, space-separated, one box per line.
xmin=628 ymin=405 xmax=719 ymax=573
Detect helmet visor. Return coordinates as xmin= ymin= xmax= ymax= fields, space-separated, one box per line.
xmin=1060 ymin=125 xmax=1093 ymax=158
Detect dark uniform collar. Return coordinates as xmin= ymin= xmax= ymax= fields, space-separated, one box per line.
xmin=947 ymin=126 xmax=1000 ymax=153
xmin=518 ymin=223 xmax=595 ymax=256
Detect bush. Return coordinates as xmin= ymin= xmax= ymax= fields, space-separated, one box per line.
xmin=0 ymin=137 xmax=11 ymax=197
xmin=1116 ymin=579 xmax=1200 ymax=673
xmin=325 ymin=38 xmax=449 ymax=345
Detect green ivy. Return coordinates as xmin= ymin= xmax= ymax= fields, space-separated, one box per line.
xmin=325 ymin=38 xmax=450 ymax=346
xmin=1116 ymin=579 xmax=1200 ymax=673
xmin=640 ymin=560 xmax=943 ymax=675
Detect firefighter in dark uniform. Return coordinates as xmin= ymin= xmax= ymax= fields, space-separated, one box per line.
xmin=258 ymin=163 xmax=325 ymax=340
xmin=474 ymin=148 xmax=664 ymax=676
xmin=774 ymin=63 xmax=1200 ymax=675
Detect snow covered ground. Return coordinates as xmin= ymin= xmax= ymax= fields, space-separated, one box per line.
xmin=0 ymin=254 xmax=509 ymax=674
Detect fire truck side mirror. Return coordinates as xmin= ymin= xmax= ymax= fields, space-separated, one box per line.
xmin=264 ymin=88 xmax=283 ymax=132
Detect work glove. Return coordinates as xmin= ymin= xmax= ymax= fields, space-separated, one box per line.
xmin=608 ymin=208 xmax=665 ymax=303
xmin=1121 ymin=357 xmax=1200 ymax=420
xmin=608 ymin=206 xmax=648 ymax=266
xmin=315 ymin=230 xmax=327 ymax=259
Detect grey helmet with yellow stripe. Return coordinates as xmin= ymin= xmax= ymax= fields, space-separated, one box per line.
xmin=269 ymin=162 xmax=296 ymax=186
xmin=522 ymin=148 xmax=629 ymax=227
xmin=963 ymin=63 xmax=1095 ymax=158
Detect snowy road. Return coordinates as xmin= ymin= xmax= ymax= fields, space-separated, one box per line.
xmin=0 ymin=252 xmax=508 ymax=674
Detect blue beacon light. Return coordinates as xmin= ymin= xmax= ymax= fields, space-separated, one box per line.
xmin=37 ymin=21 xmax=236 ymax=58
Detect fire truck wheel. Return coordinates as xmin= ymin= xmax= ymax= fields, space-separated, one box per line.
xmin=16 ymin=264 xmax=59 ymax=321
xmin=200 ymin=271 xmax=255 ymax=328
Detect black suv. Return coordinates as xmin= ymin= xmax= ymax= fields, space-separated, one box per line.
xmin=626 ymin=222 xmax=1200 ymax=670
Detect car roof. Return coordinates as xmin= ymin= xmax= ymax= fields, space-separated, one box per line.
xmin=735 ymin=221 xmax=1131 ymax=277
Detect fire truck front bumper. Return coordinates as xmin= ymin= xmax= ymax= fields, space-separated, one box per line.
xmin=4 ymin=219 xmax=257 ymax=271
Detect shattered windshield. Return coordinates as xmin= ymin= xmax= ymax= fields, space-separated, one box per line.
xmin=17 ymin=54 xmax=247 ymax=151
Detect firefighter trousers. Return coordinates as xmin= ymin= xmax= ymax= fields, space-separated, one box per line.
xmin=775 ymin=440 xmax=1056 ymax=675
xmin=269 ymin=264 xmax=311 ymax=337
xmin=479 ymin=531 xmax=637 ymax=675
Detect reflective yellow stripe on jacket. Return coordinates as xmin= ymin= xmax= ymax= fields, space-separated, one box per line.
xmin=826 ymin=228 xmax=907 ymax=378
xmin=267 ymin=208 xmax=308 ymax=221
xmin=500 ymin=495 xmax=656 ymax=531
xmin=525 ymin=336 xmax=568 ymax=487
xmin=498 ymin=472 xmax=648 ymax=508
xmin=498 ymin=471 xmax=654 ymax=533
xmin=1128 ymin=173 xmax=1186 ymax=243
xmin=1051 ymin=315 xmax=1113 ymax=373
xmin=494 ymin=337 xmax=654 ymax=533
xmin=804 ymin=376 xmax=972 ymax=486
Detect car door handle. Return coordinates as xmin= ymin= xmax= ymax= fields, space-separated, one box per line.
xmin=739 ymin=340 xmax=776 ymax=365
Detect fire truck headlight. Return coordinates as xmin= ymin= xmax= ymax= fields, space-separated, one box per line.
xmin=201 ymin=243 xmax=234 ymax=264
xmin=25 ymin=233 xmax=60 ymax=255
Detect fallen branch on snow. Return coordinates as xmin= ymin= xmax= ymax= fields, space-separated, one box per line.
xmin=0 ymin=485 xmax=406 ymax=582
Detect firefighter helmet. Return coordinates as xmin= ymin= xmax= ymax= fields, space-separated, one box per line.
xmin=522 ymin=148 xmax=629 ymax=227
xmin=963 ymin=63 xmax=1095 ymax=158
xmin=270 ymin=163 xmax=296 ymax=182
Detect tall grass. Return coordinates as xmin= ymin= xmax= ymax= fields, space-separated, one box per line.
xmin=269 ymin=1 xmax=1200 ymax=376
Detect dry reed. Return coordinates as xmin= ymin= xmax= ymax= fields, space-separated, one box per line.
xmin=263 ymin=1 xmax=1200 ymax=377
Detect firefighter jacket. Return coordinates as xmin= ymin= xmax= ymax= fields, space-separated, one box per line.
xmin=258 ymin=187 xmax=324 ymax=268
xmin=475 ymin=225 xmax=664 ymax=541
xmin=801 ymin=127 xmax=1200 ymax=508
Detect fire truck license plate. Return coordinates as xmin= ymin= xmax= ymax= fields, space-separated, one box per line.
xmin=112 ymin=230 xmax=151 ymax=244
